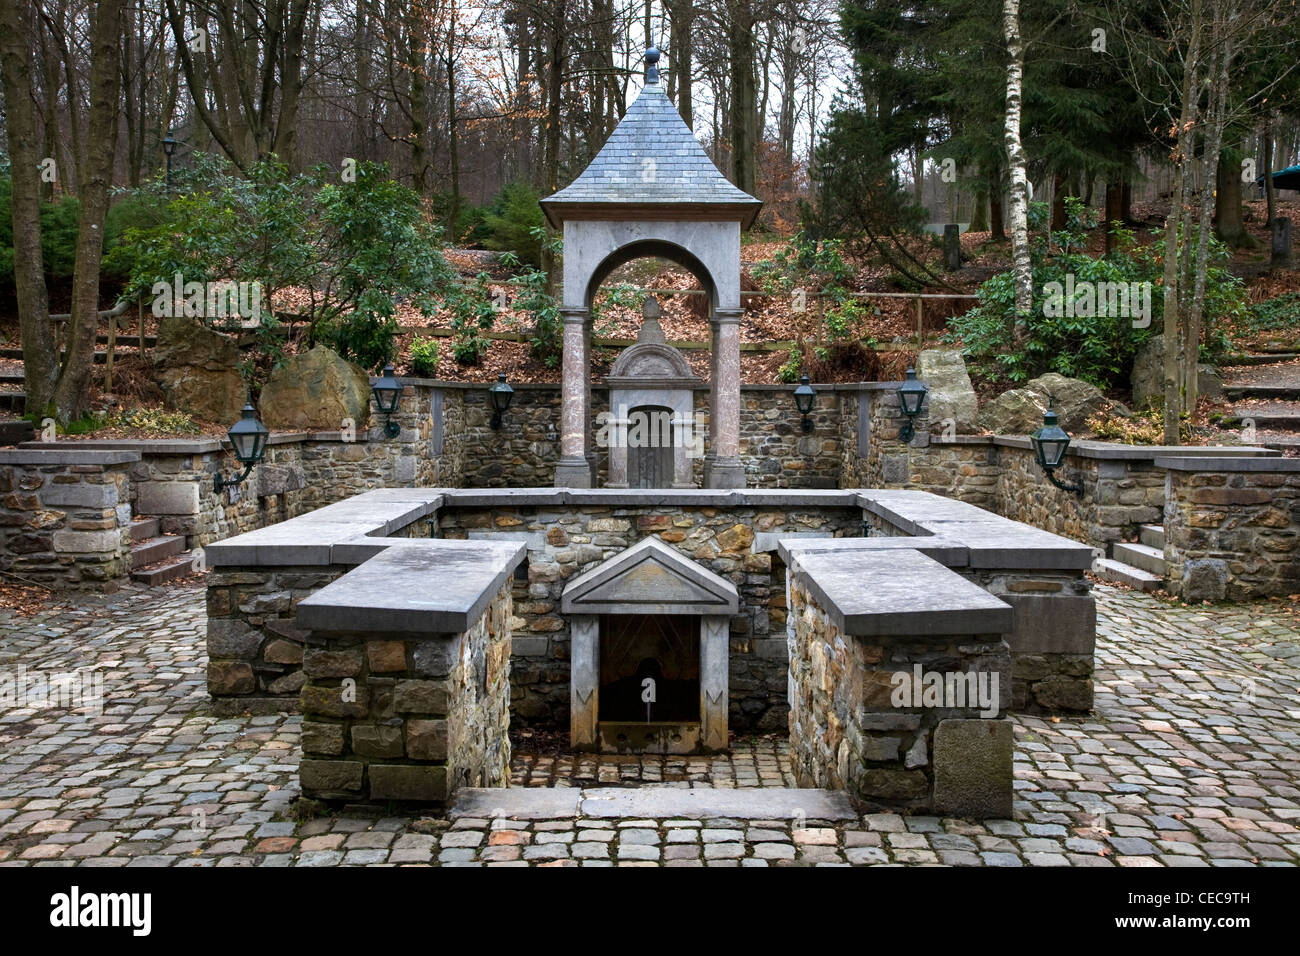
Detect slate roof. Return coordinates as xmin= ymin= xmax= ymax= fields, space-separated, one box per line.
xmin=541 ymin=54 xmax=762 ymax=228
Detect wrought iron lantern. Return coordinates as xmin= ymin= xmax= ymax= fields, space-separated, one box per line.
xmin=489 ymin=374 xmax=514 ymax=430
xmin=793 ymin=375 xmax=816 ymax=433
xmin=214 ymin=402 xmax=269 ymax=492
xmin=897 ymin=368 xmax=927 ymax=442
xmin=1030 ymin=398 xmax=1084 ymax=496
xmin=372 ymin=364 xmax=404 ymax=438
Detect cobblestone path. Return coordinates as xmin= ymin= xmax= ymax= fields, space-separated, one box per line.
xmin=0 ymin=583 xmax=1296 ymax=866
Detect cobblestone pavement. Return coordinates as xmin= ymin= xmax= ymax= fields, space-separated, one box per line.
xmin=510 ymin=734 xmax=795 ymax=788
xmin=0 ymin=582 xmax=1297 ymax=867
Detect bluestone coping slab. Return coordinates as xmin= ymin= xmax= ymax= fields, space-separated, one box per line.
xmin=0 ymin=448 xmax=140 ymax=465
xmin=449 ymin=787 xmax=583 ymax=820
xmin=1154 ymin=456 xmax=1300 ymax=472
xmin=776 ymin=535 xmax=969 ymax=567
xmin=789 ymin=548 xmax=1013 ymax=637
xmin=295 ymin=539 xmax=525 ymax=633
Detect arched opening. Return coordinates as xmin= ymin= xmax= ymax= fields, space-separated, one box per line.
xmin=584 ymin=239 xmax=718 ymax=313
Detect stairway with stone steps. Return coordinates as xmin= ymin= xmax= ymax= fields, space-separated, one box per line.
xmin=1094 ymin=524 xmax=1166 ymax=592
xmin=128 ymin=516 xmax=195 ymax=585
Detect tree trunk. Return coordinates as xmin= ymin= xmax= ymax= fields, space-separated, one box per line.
xmin=1104 ymin=180 xmax=1123 ymax=252
xmin=989 ymin=168 xmax=1005 ymax=239
xmin=1050 ymin=171 xmax=1067 ymax=230
xmin=1263 ymin=112 xmax=1277 ymax=228
xmin=1186 ymin=11 xmax=1233 ymax=414
xmin=1161 ymin=0 xmax=1206 ymax=445
xmin=0 ymin=0 xmax=58 ymax=416
xmin=668 ymin=0 xmax=693 ymax=128
xmin=1002 ymin=0 xmax=1033 ymax=327
xmin=51 ymin=0 xmax=127 ymax=423
xmin=1215 ymin=146 xmax=1256 ymax=248
xmin=727 ymin=3 xmax=757 ymax=194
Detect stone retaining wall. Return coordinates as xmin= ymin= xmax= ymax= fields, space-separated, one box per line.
xmin=434 ymin=499 xmax=864 ymax=732
xmin=0 ymin=450 xmax=136 ymax=587
xmin=1161 ymin=457 xmax=1300 ymax=601
xmin=299 ymin=580 xmax=513 ymax=806
xmin=785 ymin=559 xmax=1013 ymax=817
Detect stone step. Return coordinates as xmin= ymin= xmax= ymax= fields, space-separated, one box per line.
xmin=1226 ymin=413 xmax=1300 ymax=433
xmin=0 ymin=372 xmax=23 ymax=384
xmin=450 ymin=786 xmax=859 ymax=822
xmin=129 ymin=517 xmax=160 ymax=542
xmin=129 ymin=534 xmax=186 ymax=566
xmin=130 ymin=553 xmax=194 ymax=586
xmin=1139 ymin=524 xmax=1165 ymax=550
xmin=0 ymin=392 xmax=25 ymax=413
xmin=1113 ymin=541 xmax=1166 ymax=576
xmin=1223 ymin=351 xmax=1300 ymax=365
xmin=1093 ymin=557 xmax=1163 ymax=592
xmin=1225 ymin=385 xmax=1300 ymax=400
xmin=0 ymin=419 xmax=35 ymax=445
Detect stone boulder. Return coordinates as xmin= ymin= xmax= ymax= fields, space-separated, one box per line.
xmin=153 ymin=316 xmax=245 ymax=423
xmin=979 ymin=371 xmax=1127 ymax=435
xmin=259 ymin=344 xmax=371 ymax=430
xmin=1131 ymin=337 xmax=1224 ymax=408
xmin=916 ymin=349 xmax=979 ymax=434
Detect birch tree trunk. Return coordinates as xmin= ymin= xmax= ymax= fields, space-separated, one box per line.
xmin=1002 ymin=0 xmax=1033 ymax=329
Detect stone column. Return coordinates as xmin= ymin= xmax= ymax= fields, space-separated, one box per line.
xmin=705 ymin=309 xmax=745 ymax=488
xmin=570 ymin=616 xmax=599 ymax=749
xmin=605 ymin=393 xmax=629 ymax=488
xmin=555 ymin=307 xmax=594 ymax=487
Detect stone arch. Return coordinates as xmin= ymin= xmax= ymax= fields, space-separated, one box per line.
xmin=580 ymin=237 xmax=721 ymax=313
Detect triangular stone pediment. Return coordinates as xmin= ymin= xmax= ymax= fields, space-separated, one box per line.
xmin=561 ymin=537 xmax=739 ymax=616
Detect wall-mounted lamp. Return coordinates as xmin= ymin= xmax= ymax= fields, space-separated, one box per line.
xmin=793 ymin=375 xmax=816 ymax=433
xmin=162 ymin=133 xmax=178 ymax=188
xmin=214 ymin=402 xmax=269 ymax=493
xmin=897 ymin=368 xmax=927 ymax=442
xmin=489 ymin=374 xmax=514 ymax=430
xmin=1030 ymin=398 xmax=1084 ymax=496
xmin=372 ymin=364 xmax=404 ymax=438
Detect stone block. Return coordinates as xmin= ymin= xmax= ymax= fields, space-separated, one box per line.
xmin=136 ymin=481 xmax=201 ymax=515
xmin=1180 ymin=558 xmax=1228 ymax=602
xmin=368 ymin=764 xmax=448 ymax=802
xmin=412 ymin=640 xmax=458 ymax=676
xmin=263 ymin=639 xmax=304 ymax=664
xmin=52 ymin=529 xmax=120 ymax=554
xmin=302 ymin=721 xmax=345 ymax=755
xmin=406 ymin=719 xmax=449 ymax=761
xmin=41 ymin=483 xmax=119 ymax=509
xmin=207 ymin=661 xmax=255 ymax=695
xmin=301 ymin=684 xmax=369 ymax=719
xmin=932 ymin=718 xmax=1013 ymax=819
xmin=300 ymin=759 xmax=363 ymax=794
xmin=1030 ymin=677 xmax=1093 ymax=711
xmin=207 ymin=618 xmax=263 ymax=659
xmin=393 ymin=679 xmax=449 ymax=715
xmin=351 ymin=725 xmax=404 ymax=758
xmin=367 ymin=640 xmax=407 ymax=673
xmin=1001 ymin=593 xmax=1095 ymax=656
xmin=303 ymin=647 xmax=363 ymax=678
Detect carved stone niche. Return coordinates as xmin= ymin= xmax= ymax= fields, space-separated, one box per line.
xmin=603 ymin=308 xmax=701 ymax=488
xmin=561 ymin=537 xmax=736 ymax=754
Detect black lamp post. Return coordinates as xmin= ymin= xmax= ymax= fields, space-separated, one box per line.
xmin=489 ymin=374 xmax=514 ymax=430
xmin=214 ymin=402 xmax=269 ymax=492
xmin=372 ymin=364 xmax=404 ymax=438
xmin=162 ymin=134 xmax=177 ymax=188
xmin=1030 ymin=398 xmax=1084 ymax=496
xmin=897 ymin=368 xmax=927 ymax=442
xmin=793 ymin=375 xmax=816 ymax=433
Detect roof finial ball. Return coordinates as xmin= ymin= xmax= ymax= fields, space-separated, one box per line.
xmin=645 ymin=42 xmax=661 ymax=84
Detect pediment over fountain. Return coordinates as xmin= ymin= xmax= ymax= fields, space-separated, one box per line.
xmin=560 ymin=536 xmax=739 ymax=616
